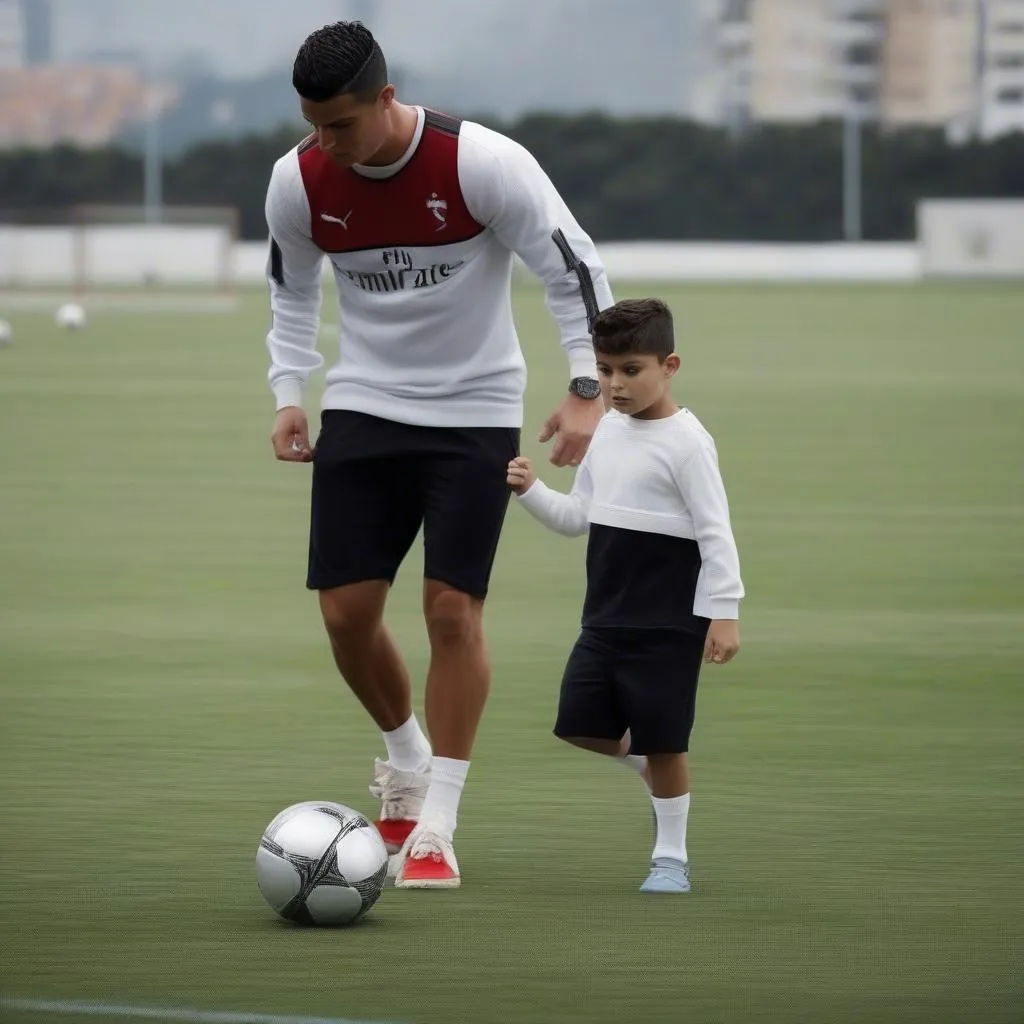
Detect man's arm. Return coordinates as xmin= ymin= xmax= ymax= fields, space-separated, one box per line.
xmin=459 ymin=125 xmax=612 ymax=379
xmin=264 ymin=152 xmax=325 ymax=414
xmin=459 ymin=125 xmax=612 ymax=465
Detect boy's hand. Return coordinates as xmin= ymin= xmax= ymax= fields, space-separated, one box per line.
xmin=704 ymin=620 xmax=740 ymax=664
xmin=507 ymin=456 xmax=536 ymax=496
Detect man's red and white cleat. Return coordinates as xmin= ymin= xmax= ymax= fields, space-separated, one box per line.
xmin=394 ymin=828 xmax=461 ymax=889
xmin=368 ymin=758 xmax=429 ymax=855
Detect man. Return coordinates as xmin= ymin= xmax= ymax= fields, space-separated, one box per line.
xmin=264 ymin=20 xmax=611 ymax=889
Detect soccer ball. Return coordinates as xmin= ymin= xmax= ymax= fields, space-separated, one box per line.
xmin=55 ymin=303 xmax=87 ymax=330
xmin=0 ymin=319 xmax=11 ymax=347
xmin=256 ymin=801 xmax=388 ymax=926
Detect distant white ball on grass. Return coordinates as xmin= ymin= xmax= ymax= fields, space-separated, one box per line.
xmin=256 ymin=800 xmax=388 ymax=927
xmin=55 ymin=303 xmax=87 ymax=330
xmin=0 ymin=319 xmax=11 ymax=347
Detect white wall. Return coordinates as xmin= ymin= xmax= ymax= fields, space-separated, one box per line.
xmin=0 ymin=224 xmax=233 ymax=287
xmin=917 ymin=199 xmax=1024 ymax=278
xmin=234 ymin=240 xmax=922 ymax=284
xmin=5 ymin=219 xmax=1024 ymax=287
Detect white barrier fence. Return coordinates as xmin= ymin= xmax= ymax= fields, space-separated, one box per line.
xmin=1 ymin=200 xmax=1021 ymax=288
xmin=917 ymin=199 xmax=1024 ymax=278
xmin=0 ymin=224 xmax=233 ymax=287
xmin=234 ymin=240 xmax=922 ymax=283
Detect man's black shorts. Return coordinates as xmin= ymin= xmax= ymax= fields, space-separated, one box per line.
xmin=553 ymin=627 xmax=707 ymax=755
xmin=307 ymin=410 xmax=520 ymax=599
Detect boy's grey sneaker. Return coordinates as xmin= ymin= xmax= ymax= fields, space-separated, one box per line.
xmin=640 ymin=857 xmax=691 ymax=893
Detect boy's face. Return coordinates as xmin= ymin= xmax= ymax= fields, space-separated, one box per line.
xmin=596 ymin=351 xmax=680 ymax=419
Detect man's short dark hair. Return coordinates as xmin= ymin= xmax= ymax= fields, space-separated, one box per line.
xmin=592 ymin=298 xmax=675 ymax=359
xmin=292 ymin=21 xmax=388 ymax=103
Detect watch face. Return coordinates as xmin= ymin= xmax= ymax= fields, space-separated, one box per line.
xmin=571 ymin=377 xmax=601 ymax=399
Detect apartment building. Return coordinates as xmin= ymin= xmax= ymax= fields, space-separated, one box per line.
xmin=980 ymin=0 xmax=1024 ymax=136
xmin=691 ymin=0 xmax=1024 ymax=137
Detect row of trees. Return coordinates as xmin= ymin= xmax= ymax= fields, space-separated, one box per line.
xmin=1 ymin=114 xmax=1021 ymax=242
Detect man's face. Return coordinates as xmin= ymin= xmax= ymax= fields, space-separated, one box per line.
xmin=300 ymin=85 xmax=393 ymax=167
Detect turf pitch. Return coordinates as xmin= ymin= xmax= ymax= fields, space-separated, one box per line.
xmin=1 ymin=281 xmax=1021 ymax=1024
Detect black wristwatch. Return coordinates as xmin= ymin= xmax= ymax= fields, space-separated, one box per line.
xmin=568 ymin=376 xmax=601 ymax=400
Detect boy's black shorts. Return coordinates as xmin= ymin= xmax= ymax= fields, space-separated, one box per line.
xmin=306 ymin=410 xmax=520 ymax=599
xmin=553 ymin=626 xmax=707 ymax=755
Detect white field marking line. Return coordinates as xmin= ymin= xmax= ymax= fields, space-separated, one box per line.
xmin=0 ymin=998 xmax=402 ymax=1024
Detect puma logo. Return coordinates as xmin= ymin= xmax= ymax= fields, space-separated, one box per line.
xmin=320 ymin=210 xmax=353 ymax=229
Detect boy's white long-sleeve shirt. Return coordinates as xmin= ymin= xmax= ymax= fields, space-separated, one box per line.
xmin=263 ymin=106 xmax=613 ymax=428
xmin=516 ymin=408 xmax=744 ymax=627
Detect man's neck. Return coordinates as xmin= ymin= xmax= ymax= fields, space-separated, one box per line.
xmin=363 ymin=102 xmax=419 ymax=167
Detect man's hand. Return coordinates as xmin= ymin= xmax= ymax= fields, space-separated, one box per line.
xmin=539 ymin=394 xmax=603 ymax=467
xmin=271 ymin=406 xmax=314 ymax=463
xmin=507 ymin=456 xmax=536 ymax=496
xmin=704 ymin=620 xmax=740 ymax=665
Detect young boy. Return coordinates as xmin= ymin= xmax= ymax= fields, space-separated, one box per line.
xmin=506 ymin=297 xmax=744 ymax=894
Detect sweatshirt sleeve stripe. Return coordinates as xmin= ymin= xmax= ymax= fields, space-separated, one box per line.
xmin=269 ymin=238 xmax=284 ymax=287
xmin=551 ymin=227 xmax=600 ymax=333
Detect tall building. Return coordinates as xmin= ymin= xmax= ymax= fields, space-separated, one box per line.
xmin=748 ymin=0 xmax=884 ymax=122
xmin=881 ymin=0 xmax=981 ymax=132
xmin=691 ymin=0 xmax=886 ymax=125
xmin=980 ymin=0 xmax=1024 ymax=137
xmin=690 ymin=1 xmax=1023 ymax=138
xmin=0 ymin=0 xmax=24 ymax=69
xmin=688 ymin=0 xmax=753 ymax=128
xmin=20 ymin=0 xmax=50 ymax=65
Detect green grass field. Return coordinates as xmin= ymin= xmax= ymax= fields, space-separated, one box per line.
xmin=1 ymin=281 xmax=1022 ymax=1024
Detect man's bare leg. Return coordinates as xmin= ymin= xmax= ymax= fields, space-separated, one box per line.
xmin=318 ymin=580 xmax=432 ymax=852
xmin=394 ymin=580 xmax=489 ymax=888
xmin=318 ymin=580 xmax=412 ymax=731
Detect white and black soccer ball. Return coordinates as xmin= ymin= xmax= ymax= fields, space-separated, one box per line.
xmin=256 ymin=800 xmax=388 ymax=926
xmin=55 ymin=303 xmax=87 ymax=330
xmin=0 ymin=319 xmax=11 ymax=348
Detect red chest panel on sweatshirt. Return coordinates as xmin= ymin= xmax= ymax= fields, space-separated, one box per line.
xmin=298 ymin=110 xmax=484 ymax=254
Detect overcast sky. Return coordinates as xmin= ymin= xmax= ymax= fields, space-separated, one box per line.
xmin=51 ymin=0 xmax=696 ymax=116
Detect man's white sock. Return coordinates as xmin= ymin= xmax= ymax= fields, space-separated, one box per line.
xmin=417 ymin=757 xmax=470 ymax=839
xmin=651 ymin=793 xmax=690 ymax=863
xmin=382 ymin=714 xmax=432 ymax=773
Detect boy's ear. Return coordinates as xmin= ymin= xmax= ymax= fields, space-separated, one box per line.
xmin=664 ymin=354 xmax=681 ymax=377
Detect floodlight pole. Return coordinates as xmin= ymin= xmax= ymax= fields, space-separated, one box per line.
xmin=842 ymin=110 xmax=862 ymax=242
xmin=143 ymin=60 xmax=163 ymax=225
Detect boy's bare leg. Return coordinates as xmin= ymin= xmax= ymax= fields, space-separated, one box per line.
xmin=646 ymin=752 xmax=689 ymax=799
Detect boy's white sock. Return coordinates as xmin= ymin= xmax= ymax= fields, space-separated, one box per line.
xmin=382 ymin=714 xmax=432 ymax=773
xmin=618 ymin=753 xmax=649 ymax=781
xmin=416 ymin=756 xmax=470 ymax=839
xmin=651 ymin=793 xmax=691 ymax=863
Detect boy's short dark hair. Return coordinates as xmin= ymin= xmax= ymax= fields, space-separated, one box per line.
xmin=292 ymin=21 xmax=388 ymax=103
xmin=591 ymin=298 xmax=675 ymax=359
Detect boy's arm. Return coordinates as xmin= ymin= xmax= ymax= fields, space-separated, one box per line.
xmin=515 ymin=461 xmax=594 ymax=538
xmin=672 ymin=440 xmax=745 ymax=620
xmin=264 ymin=152 xmax=326 ymax=413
